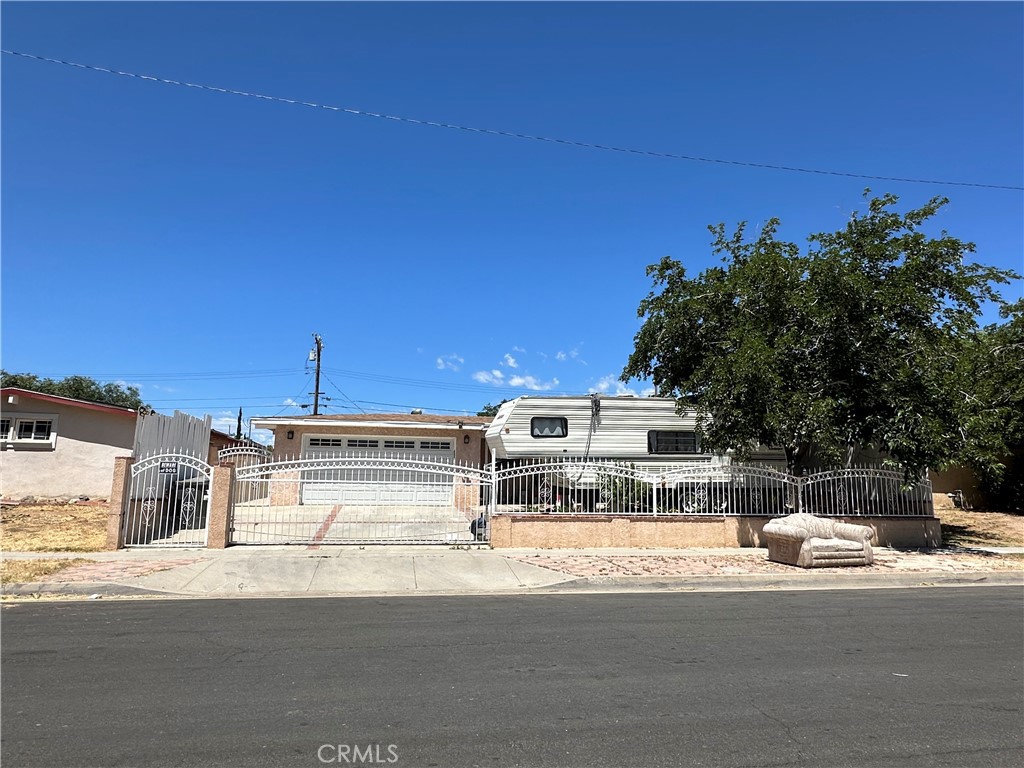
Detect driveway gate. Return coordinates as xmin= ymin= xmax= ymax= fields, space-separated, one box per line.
xmin=123 ymin=452 xmax=211 ymax=547
xmin=230 ymin=454 xmax=490 ymax=544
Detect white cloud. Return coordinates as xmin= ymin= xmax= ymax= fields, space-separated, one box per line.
xmin=436 ymin=353 xmax=464 ymax=372
xmin=555 ymin=351 xmax=567 ymax=361
xmin=569 ymin=347 xmax=587 ymax=365
xmin=589 ymin=375 xmax=648 ymax=397
xmin=283 ymin=397 xmax=302 ymax=408
xmin=473 ymin=369 xmax=505 ymax=385
xmin=210 ymin=415 xmax=239 ymax=435
xmin=509 ymin=375 xmax=559 ymax=391
xmin=503 ymin=353 xmax=518 ymax=369
xmin=588 ymin=377 xmax=656 ymax=397
xmin=512 ymin=346 xmax=526 ymax=353
xmin=249 ymin=429 xmax=274 ymax=446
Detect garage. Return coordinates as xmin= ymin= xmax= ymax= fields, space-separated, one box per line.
xmin=300 ymin=435 xmax=456 ymax=505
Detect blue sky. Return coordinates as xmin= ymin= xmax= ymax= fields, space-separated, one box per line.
xmin=3 ymin=2 xmax=1022 ymax=441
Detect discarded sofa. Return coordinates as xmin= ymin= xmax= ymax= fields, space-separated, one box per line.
xmin=762 ymin=513 xmax=874 ymax=568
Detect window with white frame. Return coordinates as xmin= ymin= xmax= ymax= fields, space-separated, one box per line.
xmin=3 ymin=413 xmax=58 ymax=447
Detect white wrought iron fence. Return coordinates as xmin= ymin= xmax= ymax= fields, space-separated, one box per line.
xmin=800 ymin=467 xmax=933 ymax=517
xmin=219 ymin=454 xmax=933 ymax=547
xmin=230 ymin=452 xmax=491 ymax=544
xmin=490 ymin=458 xmax=932 ymax=518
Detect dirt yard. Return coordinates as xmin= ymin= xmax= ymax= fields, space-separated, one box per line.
xmin=0 ymin=558 xmax=92 ymax=585
xmin=0 ymin=503 xmax=108 ymax=552
xmin=935 ymin=507 xmax=1024 ymax=548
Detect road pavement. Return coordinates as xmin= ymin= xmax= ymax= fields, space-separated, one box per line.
xmin=2 ymin=587 xmax=1022 ymax=767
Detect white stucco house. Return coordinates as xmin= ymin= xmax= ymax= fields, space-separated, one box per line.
xmin=0 ymin=387 xmax=138 ymax=499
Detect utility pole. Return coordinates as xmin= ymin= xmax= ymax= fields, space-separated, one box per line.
xmin=311 ymin=334 xmax=324 ymax=415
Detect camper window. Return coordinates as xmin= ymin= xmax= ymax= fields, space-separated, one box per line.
xmin=648 ymin=430 xmax=698 ymax=454
xmin=531 ymin=417 xmax=568 ymax=438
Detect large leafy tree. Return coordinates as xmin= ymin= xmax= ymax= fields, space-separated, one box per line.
xmin=477 ymin=400 xmax=509 ymax=418
xmin=1 ymin=371 xmax=148 ymax=411
xmin=622 ymin=193 xmax=1019 ymax=478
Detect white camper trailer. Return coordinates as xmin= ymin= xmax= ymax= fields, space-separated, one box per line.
xmin=485 ymin=395 xmax=788 ymax=515
xmin=485 ymin=395 xmax=784 ymax=467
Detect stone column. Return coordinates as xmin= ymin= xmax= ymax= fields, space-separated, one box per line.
xmin=206 ymin=462 xmax=236 ymax=549
xmin=105 ymin=456 xmax=134 ymax=550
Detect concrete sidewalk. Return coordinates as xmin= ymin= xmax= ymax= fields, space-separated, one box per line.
xmin=2 ymin=545 xmax=1021 ymax=599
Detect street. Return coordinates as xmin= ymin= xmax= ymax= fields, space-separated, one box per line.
xmin=2 ymin=587 xmax=1022 ymax=767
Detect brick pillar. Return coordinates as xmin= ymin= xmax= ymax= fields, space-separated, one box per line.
xmin=206 ymin=462 xmax=236 ymax=549
xmin=105 ymin=456 xmax=134 ymax=550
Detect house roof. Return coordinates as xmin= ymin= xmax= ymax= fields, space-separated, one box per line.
xmin=251 ymin=412 xmax=492 ymax=430
xmin=1 ymin=388 xmax=138 ymax=418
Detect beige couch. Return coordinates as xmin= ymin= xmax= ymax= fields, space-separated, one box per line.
xmin=763 ymin=513 xmax=874 ymax=568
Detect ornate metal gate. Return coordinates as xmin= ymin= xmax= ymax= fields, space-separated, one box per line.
xmin=123 ymin=452 xmax=212 ymax=547
xmin=230 ymin=454 xmax=491 ymax=544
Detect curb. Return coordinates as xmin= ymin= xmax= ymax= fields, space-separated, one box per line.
xmin=2 ymin=582 xmax=174 ymax=598
xmin=556 ymin=570 xmax=1024 ymax=593
xmin=2 ymin=570 xmax=1020 ymax=600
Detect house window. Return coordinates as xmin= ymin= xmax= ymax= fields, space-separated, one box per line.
xmin=531 ymin=417 xmax=568 ymax=438
xmin=419 ymin=440 xmax=452 ymax=451
xmin=384 ymin=440 xmax=415 ymax=450
xmin=648 ymin=430 xmax=699 ymax=454
xmin=347 ymin=439 xmax=379 ymax=449
xmin=5 ymin=415 xmax=58 ymax=448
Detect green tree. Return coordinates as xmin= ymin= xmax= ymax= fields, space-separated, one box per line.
xmin=622 ymin=193 xmax=1019 ymax=479
xmin=953 ymin=299 xmax=1024 ymax=505
xmin=477 ymin=400 xmax=509 ymax=418
xmin=1 ymin=371 xmax=148 ymax=411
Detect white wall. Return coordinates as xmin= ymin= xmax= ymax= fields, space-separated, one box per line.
xmin=0 ymin=400 xmax=135 ymax=498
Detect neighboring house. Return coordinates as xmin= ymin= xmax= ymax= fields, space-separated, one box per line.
xmin=249 ymin=411 xmax=491 ymax=506
xmin=485 ymin=395 xmax=786 ymax=468
xmin=0 ymin=387 xmax=250 ymax=499
xmin=1 ymin=387 xmax=137 ymax=499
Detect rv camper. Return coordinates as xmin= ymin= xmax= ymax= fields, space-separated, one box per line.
xmin=485 ymin=395 xmax=788 ymax=514
xmin=485 ymin=395 xmax=783 ymax=466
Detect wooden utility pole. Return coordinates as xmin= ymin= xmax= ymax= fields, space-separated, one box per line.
xmin=311 ymin=334 xmax=324 ymax=415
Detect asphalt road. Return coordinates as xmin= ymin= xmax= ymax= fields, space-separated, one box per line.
xmin=2 ymin=588 xmax=1022 ymax=768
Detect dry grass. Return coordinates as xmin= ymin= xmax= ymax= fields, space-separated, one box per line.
xmin=1 ymin=558 xmax=91 ymax=584
xmin=936 ymin=507 xmax=1024 ymax=548
xmin=0 ymin=503 xmax=107 ymax=552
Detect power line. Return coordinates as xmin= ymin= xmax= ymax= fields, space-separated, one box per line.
xmin=324 ymin=366 xmax=574 ymax=396
xmin=354 ymin=400 xmax=478 ymax=415
xmin=4 ymin=48 xmax=1020 ymax=192
xmin=26 ymin=368 xmax=301 ymax=381
xmin=321 ymin=372 xmax=366 ymax=414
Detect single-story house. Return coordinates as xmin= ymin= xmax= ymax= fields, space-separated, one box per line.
xmin=249 ymin=411 xmax=492 ymax=506
xmin=1 ymin=387 xmax=137 ymax=499
xmin=1 ymin=387 xmax=247 ymax=500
